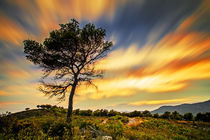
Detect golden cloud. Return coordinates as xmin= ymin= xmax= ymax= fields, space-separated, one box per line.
xmin=0 ymin=101 xmax=22 ymax=108
xmin=0 ymin=15 xmax=27 ymax=45
xmin=1 ymin=0 xmax=125 ymax=45
xmin=177 ymin=0 xmax=210 ymax=32
xmin=6 ymin=69 xmax=30 ymax=79
xmin=90 ymin=32 xmax=210 ymax=99
xmin=11 ymin=0 xmax=122 ymax=37
xmin=0 ymin=90 xmax=9 ymax=96
xmin=78 ymin=4 xmax=210 ymax=99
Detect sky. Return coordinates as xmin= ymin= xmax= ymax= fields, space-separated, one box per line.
xmin=0 ymin=0 xmax=210 ymax=113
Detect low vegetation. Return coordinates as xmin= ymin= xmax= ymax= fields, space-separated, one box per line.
xmin=0 ymin=105 xmax=210 ymax=140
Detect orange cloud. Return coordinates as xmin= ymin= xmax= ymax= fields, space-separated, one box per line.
xmin=2 ymin=83 xmax=39 ymax=96
xmin=1 ymin=0 xmax=124 ymax=45
xmin=6 ymin=69 xmax=30 ymax=79
xmin=0 ymin=15 xmax=27 ymax=45
xmin=98 ymin=32 xmax=210 ymax=72
xmin=0 ymin=90 xmax=9 ymax=96
xmin=79 ymin=12 xmax=210 ymax=99
xmin=0 ymin=101 xmax=22 ymax=108
xmin=12 ymin=0 xmax=122 ymax=38
xmin=177 ymin=0 xmax=210 ymax=32
xmin=76 ymin=58 xmax=210 ymax=100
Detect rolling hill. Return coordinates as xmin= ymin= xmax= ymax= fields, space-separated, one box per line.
xmin=151 ymin=100 xmax=210 ymax=115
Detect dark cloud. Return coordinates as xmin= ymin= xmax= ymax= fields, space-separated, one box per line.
xmin=0 ymin=42 xmax=24 ymax=63
xmin=96 ymin=0 xmax=202 ymax=48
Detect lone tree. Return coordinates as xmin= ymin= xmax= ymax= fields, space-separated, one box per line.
xmin=23 ymin=19 xmax=112 ymax=123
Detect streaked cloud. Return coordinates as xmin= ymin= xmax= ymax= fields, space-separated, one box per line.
xmin=11 ymin=0 xmax=122 ymax=37
xmin=0 ymin=101 xmax=22 ymax=108
xmin=0 ymin=0 xmax=125 ymax=45
xmin=177 ymin=0 xmax=210 ymax=32
xmin=0 ymin=90 xmax=8 ymax=96
xmin=77 ymin=1 xmax=210 ymax=100
xmin=89 ymin=32 xmax=210 ymax=99
xmin=0 ymin=15 xmax=27 ymax=45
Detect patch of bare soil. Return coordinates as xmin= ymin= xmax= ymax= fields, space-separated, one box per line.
xmin=127 ymin=118 xmax=143 ymax=126
xmin=102 ymin=118 xmax=108 ymax=124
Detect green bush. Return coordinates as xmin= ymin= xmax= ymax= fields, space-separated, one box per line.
xmin=105 ymin=120 xmax=124 ymax=139
xmin=173 ymin=135 xmax=187 ymax=140
xmin=49 ymin=121 xmax=70 ymax=137
xmin=41 ymin=120 xmax=53 ymax=133
xmin=0 ymin=115 xmax=17 ymax=135
xmin=110 ymin=115 xmax=129 ymax=124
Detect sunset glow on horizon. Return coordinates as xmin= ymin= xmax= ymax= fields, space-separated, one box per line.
xmin=0 ymin=0 xmax=210 ymax=113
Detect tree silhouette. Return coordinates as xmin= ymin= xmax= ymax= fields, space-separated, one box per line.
xmin=184 ymin=112 xmax=193 ymax=121
xmin=23 ymin=19 xmax=112 ymax=124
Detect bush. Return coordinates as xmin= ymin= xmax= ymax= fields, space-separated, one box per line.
xmin=184 ymin=113 xmax=193 ymax=121
xmin=0 ymin=115 xmax=17 ymax=135
xmin=142 ymin=110 xmax=152 ymax=117
xmin=195 ymin=112 xmax=210 ymax=122
xmin=153 ymin=113 xmax=159 ymax=118
xmin=110 ymin=115 xmax=129 ymax=124
xmin=17 ymin=124 xmax=44 ymax=139
xmin=173 ymin=135 xmax=187 ymax=140
xmin=41 ymin=120 xmax=53 ymax=133
xmin=171 ymin=111 xmax=182 ymax=120
xmin=161 ymin=111 xmax=171 ymax=119
xmin=49 ymin=121 xmax=70 ymax=137
xmin=105 ymin=120 xmax=124 ymax=138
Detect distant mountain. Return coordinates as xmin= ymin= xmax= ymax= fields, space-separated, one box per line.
xmin=151 ymin=100 xmax=210 ymax=115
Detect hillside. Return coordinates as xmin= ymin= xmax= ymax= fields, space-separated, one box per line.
xmin=151 ymin=100 xmax=210 ymax=115
xmin=1 ymin=107 xmax=210 ymax=139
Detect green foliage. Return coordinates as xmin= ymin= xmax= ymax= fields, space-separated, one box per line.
xmin=1 ymin=109 xmax=210 ymax=139
xmin=128 ymin=110 xmax=142 ymax=117
xmin=161 ymin=111 xmax=171 ymax=119
xmin=184 ymin=112 xmax=193 ymax=121
xmin=0 ymin=115 xmax=17 ymax=135
xmin=105 ymin=120 xmax=124 ymax=138
xmin=171 ymin=111 xmax=183 ymax=120
xmin=93 ymin=109 xmax=108 ymax=116
xmin=108 ymin=109 xmax=119 ymax=117
xmin=142 ymin=110 xmax=152 ymax=117
xmin=79 ymin=109 xmax=93 ymax=116
xmin=153 ymin=113 xmax=159 ymax=118
xmin=49 ymin=121 xmax=70 ymax=137
xmin=173 ymin=135 xmax=187 ymax=140
xmin=110 ymin=115 xmax=129 ymax=124
xmin=16 ymin=123 xmax=44 ymax=140
xmin=41 ymin=120 xmax=52 ymax=133
xmin=195 ymin=112 xmax=210 ymax=122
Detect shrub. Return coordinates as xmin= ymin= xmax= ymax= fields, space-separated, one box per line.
xmin=25 ymin=108 xmax=30 ymax=111
xmin=105 ymin=120 xmax=124 ymax=138
xmin=183 ymin=113 xmax=193 ymax=121
xmin=41 ymin=120 xmax=53 ymax=133
xmin=49 ymin=121 xmax=70 ymax=137
xmin=173 ymin=135 xmax=187 ymax=140
xmin=153 ymin=113 xmax=159 ymax=118
xmin=0 ymin=115 xmax=18 ymax=135
xmin=161 ymin=111 xmax=171 ymax=119
xmin=142 ymin=110 xmax=152 ymax=117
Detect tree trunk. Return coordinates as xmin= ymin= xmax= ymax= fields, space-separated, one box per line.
xmin=67 ymin=83 xmax=77 ymax=122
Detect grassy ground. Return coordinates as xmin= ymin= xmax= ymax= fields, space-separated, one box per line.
xmin=0 ymin=109 xmax=210 ymax=140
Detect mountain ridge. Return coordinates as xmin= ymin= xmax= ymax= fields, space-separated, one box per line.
xmin=151 ymin=99 xmax=210 ymax=115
